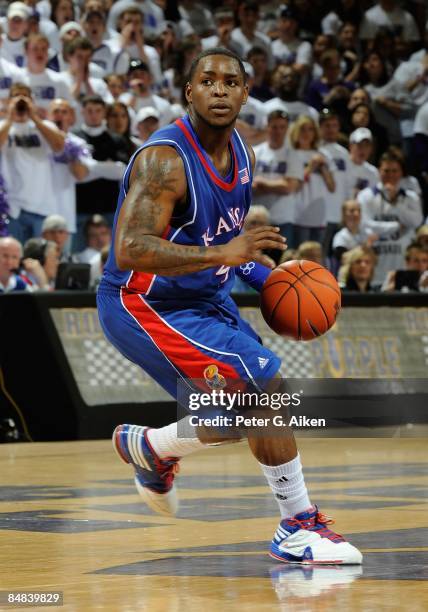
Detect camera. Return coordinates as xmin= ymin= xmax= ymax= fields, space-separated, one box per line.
xmin=15 ymin=99 xmax=29 ymax=115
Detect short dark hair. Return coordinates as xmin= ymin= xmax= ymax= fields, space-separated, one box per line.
xmin=319 ymin=108 xmax=339 ymax=124
xmin=67 ymin=36 xmax=93 ymax=56
xmin=23 ymin=238 xmax=55 ymax=265
xmin=405 ymin=242 xmax=422 ymax=259
xmin=187 ymin=47 xmax=247 ymax=84
xmin=379 ymin=151 xmax=405 ymax=173
xmin=128 ymin=59 xmax=150 ymax=75
xmin=247 ymin=46 xmax=268 ymax=60
xmin=267 ymin=109 xmax=289 ymax=123
xmin=81 ymin=95 xmax=105 ymax=108
xmin=10 ymin=82 xmax=32 ymax=98
xmin=83 ymin=214 xmax=110 ymax=239
xmin=239 ymin=1 xmax=259 ymax=13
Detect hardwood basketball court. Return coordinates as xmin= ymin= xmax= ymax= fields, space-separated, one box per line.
xmin=0 ymin=433 xmax=427 ymax=611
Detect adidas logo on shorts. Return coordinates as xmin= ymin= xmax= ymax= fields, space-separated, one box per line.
xmin=258 ymin=357 xmax=269 ymax=369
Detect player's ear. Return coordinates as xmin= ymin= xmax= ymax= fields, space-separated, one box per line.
xmin=184 ymin=82 xmax=192 ymax=104
xmin=241 ymin=82 xmax=249 ymax=106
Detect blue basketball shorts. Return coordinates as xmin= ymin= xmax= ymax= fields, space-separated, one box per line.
xmin=97 ymin=286 xmax=281 ymax=400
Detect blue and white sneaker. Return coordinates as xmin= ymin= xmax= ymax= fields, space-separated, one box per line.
xmin=113 ymin=424 xmax=179 ymax=517
xmin=270 ymin=506 xmax=362 ymax=565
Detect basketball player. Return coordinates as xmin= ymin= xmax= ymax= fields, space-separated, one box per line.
xmin=97 ymin=48 xmax=362 ymax=565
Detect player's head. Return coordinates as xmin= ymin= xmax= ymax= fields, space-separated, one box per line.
xmin=288 ymin=115 xmax=319 ymax=150
xmin=349 ymin=127 xmax=372 ymax=162
xmin=185 ymin=48 xmax=248 ymax=130
xmin=81 ymin=95 xmax=106 ymax=127
xmin=416 ymin=225 xmax=428 ymax=249
xmin=379 ymin=151 xmax=404 ymax=186
xmin=49 ymin=98 xmax=75 ymax=131
xmin=405 ymin=243 xmax=424 ymax=271
xmin=341 ymin=200 xmax=361 ymax=228
xmin=341 ymin=245 xmax=377 ymax=286
xmin=267 ymin=110 xmax=289 ymax=148
xmin=296 ymin=241 xmax=323 ymax=265
xmin=23 ymin=238 xmax=60 ymax=281
xmin=83 ymin=214 xmax=111 ymax=250
xmin=0 ymin=236 xmax=22 ymax=279
xmin=319 ymin=108 xmax=340 ymax=143
xmin=244 ymin=205 xmax=270 ymax=230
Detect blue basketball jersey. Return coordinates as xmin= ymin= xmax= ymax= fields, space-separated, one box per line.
xmin=102 ymin=115 xmax=253 ymax=302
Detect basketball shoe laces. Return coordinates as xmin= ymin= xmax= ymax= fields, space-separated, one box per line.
xmin=152 ymin=455 xmax=180 ymax=489
xmin=287 ymin=510 xmax=345 ymax=543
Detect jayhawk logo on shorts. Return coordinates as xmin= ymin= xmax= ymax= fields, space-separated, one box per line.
xmin=203 ymin=364 xmax=227 ymax=389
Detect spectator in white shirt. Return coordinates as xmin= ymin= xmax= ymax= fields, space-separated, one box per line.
xmin=361 ymin=50 xmax=415 ymax=146
xmin=22 ymin=33 xmax=72 ymax=117
xmin=252 ymin=109 xmax=304 ymax=249
xmin=359 ymin=0 xmax=420 ymax=47
xmin=322 ymin=0 xmax=363 ymax=37
xmin=114 ymin=5 xmax=162 ymax=87
xmin=104 ymin=73 xmax=127 ymax=101
xmin=119 ymin=59 xmax=173 ymax=126
xmin=201 ymin=8 xmax=241 ymax=56
xmin=61 ymin=36 xmax=113 ymax=124
xmin=0 ymin=82 xmax=65 ymax=243
xmin=357 ymin=151 xmax=423 ymax=285
xmin=332 ymin=199 xmax=387 ymax=266
xmin=231 ymin=1 xmax=274 ymax=70
xmin=1 ymin=2 xmax=30 ymax=67
xmin=319 ymin=108 xmax=352 ymax=252
xmin=272 ymin=5 xmax=312 ymax=77
xmin=133 ymin=105 xmax=159 ymax=144
xmin=81 ymin=8 xmax=130 ymax=77
xmin=73 ymin=213 xmax=111 ymax=286
xmin=0 ymin=31 xmax=24 ymax=106
xmin=178 ymin=0 xmax=214 ymax=38
xmin=107 ymin=0 xmax=165 ymax=41
xmin=236 ymin=62 xmax=267 ymax=146
xmin=347 ymin=127 xmax=380 ymax=198
xmin=47 ymin=21 xmax=85 ymax=73
xmin=48 ymin=98 xmax=93 ymax=238
xmin=289 ymin=114 xmax=335 ymax=246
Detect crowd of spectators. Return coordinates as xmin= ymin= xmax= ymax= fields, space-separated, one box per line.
xmin=0 ymin=0 xmax=428 ymax=294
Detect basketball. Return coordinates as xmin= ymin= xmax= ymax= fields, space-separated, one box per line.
xmin=260 ymin=260 xmax=341 ymax=341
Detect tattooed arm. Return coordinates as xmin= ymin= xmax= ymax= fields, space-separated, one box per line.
xmin=115 ymin=146 xmax=286 ymax=275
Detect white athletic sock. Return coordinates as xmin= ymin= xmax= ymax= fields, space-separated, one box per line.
xmin=146 ymin=419 xmax=205 ymax=459
xmin=259 ymin=453 xmax=312 ymax=519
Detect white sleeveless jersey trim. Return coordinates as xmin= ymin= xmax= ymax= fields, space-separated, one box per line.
xmin=233 ymin=128 xmax=252 ymax=180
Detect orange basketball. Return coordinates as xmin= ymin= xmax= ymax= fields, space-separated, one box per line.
xmin=260 ymin=260 xmax=341 ymax=341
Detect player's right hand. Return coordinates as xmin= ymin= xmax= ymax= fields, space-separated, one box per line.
xmin=220 ymin=226 xmax=286 ymax=268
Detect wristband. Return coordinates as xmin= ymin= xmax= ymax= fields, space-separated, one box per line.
xmin=235 ymin=261 xmax=271 ymax=292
